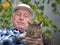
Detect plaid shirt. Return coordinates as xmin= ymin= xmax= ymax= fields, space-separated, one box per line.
xmin=0 ymin=28 xmax=26 ymax=45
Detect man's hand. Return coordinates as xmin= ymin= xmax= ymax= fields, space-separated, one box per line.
xmin=19 ymin=32 xmax=26 ymax=38
xmin=25 ymin=37 xmax=44 ymax=45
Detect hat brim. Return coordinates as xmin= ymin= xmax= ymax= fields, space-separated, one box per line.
xmin=14 ymin=6 xmax=33 ymax=16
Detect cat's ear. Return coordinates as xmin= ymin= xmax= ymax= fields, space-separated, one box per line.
xmin=38 ymin=22 xmax=43 ymax=28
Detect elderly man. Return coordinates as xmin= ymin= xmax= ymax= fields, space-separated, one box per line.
xmin=0 ymin=4 xmax=51 ymax=45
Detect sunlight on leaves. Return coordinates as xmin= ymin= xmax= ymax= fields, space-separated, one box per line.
xmin=44 ymin=29 xmax=51 ymax=36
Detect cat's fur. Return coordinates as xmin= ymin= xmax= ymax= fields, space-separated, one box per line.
xmin=26 ymin=23 xmax=44 ymax=45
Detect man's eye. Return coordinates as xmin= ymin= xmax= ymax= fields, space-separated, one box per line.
xmin=16 ymin=14 xmax=21 ymax=16
xmin=24 ymin=13 xmax=29 ymax=17
xmin=24 ymin=15 xmax=29 ymax=18
xmin=17 ymin=14 xmax=20 ymax=16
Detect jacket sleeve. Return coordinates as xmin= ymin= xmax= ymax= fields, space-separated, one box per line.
xmin=0 ymin=29 xmax=20 ymax=45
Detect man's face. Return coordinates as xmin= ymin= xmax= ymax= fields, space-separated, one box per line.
xmin=11 ymin=9 xmax=32 ymax=30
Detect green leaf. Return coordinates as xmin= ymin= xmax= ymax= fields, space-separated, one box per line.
xmin=42 ymin=0 xmax=45 ymax=3
xmin=43 ymin=21 xmax=48 ymax=27
xmin=54 ymin=29 xmax=60 ymax=33
xmin=34 ymin=1 xmax=40 ymax=6
xmin=0 ymin=6 xmax=2 ymax=12
xmin=34 ymin=12 xmax=44 ymax=24
xmin=42 ymin=18 xmax=50 ymax=27
xmin=51 ymin=3 xmax=56 ymax=8
xmin=55 ymin=0 xmax=60 ymax=4
xmin=53 ymin=8 xmax=57 ymax=13
xmin=29 ymin=4 xmax=37 ymax=11
xmin=10 ymin=0 xmax=14 ymax=3
xmin=20 ymin=0 xmax=30 ymax=4
xmin=51 ymin=3 xmax=57 ymax=13
xmin=58 ymin=30 xmax=60 ymax=32
xmin=39 ymin=6 xmax=44 ymax=11
xmin=0 ymin=0 xmax=1 ymax=4
xmin=54 ymin=29 xmax=57 ymax=33
xmin=51 ymin=24 xmax=57 ymax=29
xmin=44 ymin=29 xmax=51 ymax=36
xmin=47 ymin=0 xmax=50 ymax=4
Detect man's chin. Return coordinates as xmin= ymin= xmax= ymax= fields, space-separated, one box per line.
xmin=17 ymin=25 xmax=25 ymax=29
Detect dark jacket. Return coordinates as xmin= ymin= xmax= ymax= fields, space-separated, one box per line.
xmin=42 ymin=34 xmax=51 ymax=45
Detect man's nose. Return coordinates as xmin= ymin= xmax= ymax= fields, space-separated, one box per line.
xmin=19 ymin=15 xmax=24 ymax=20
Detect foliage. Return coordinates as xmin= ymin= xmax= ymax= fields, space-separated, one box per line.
xmin=0 ymin=1 xmax=13 ymax=28
xmin=44 ymin=29 xmax=51 ymax=36
xmin=55 ymin=0 xmax=60 ymax=4
xmin=0 ymin=0 xmax=60 ymax=36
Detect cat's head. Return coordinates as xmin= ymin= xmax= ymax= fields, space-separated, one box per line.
xmin=27 ymin=23 xmax=42 ymax=38
xmin=28 ymin=23 xmax=42 ymax=30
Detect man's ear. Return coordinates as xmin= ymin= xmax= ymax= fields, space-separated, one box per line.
xmin=11 ymin=15 xmax=14 ymax=22
xmin=38 ymin=22 xmax=43 ymax=28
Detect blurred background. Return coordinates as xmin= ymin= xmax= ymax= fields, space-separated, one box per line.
xmin=0 ymin=0 xmax=60 ymax=45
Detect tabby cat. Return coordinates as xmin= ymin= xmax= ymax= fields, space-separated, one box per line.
xmin=26 ymin=23 xmax=44 ymax=45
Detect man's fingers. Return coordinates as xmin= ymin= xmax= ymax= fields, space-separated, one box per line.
xmin=19 ymin=32 xmax=26 ymax=38
xmin=25 ymin=37 xmax=43 ymax=44
xmin=25 ymin=37 xmax=35 ymax=44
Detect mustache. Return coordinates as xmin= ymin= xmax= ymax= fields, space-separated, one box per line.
xmin=18 ymin=22 xmax=25 ymax=24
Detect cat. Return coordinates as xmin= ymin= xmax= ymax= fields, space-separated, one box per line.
xmin=25 ymin=23 xmax=44 ymax=45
